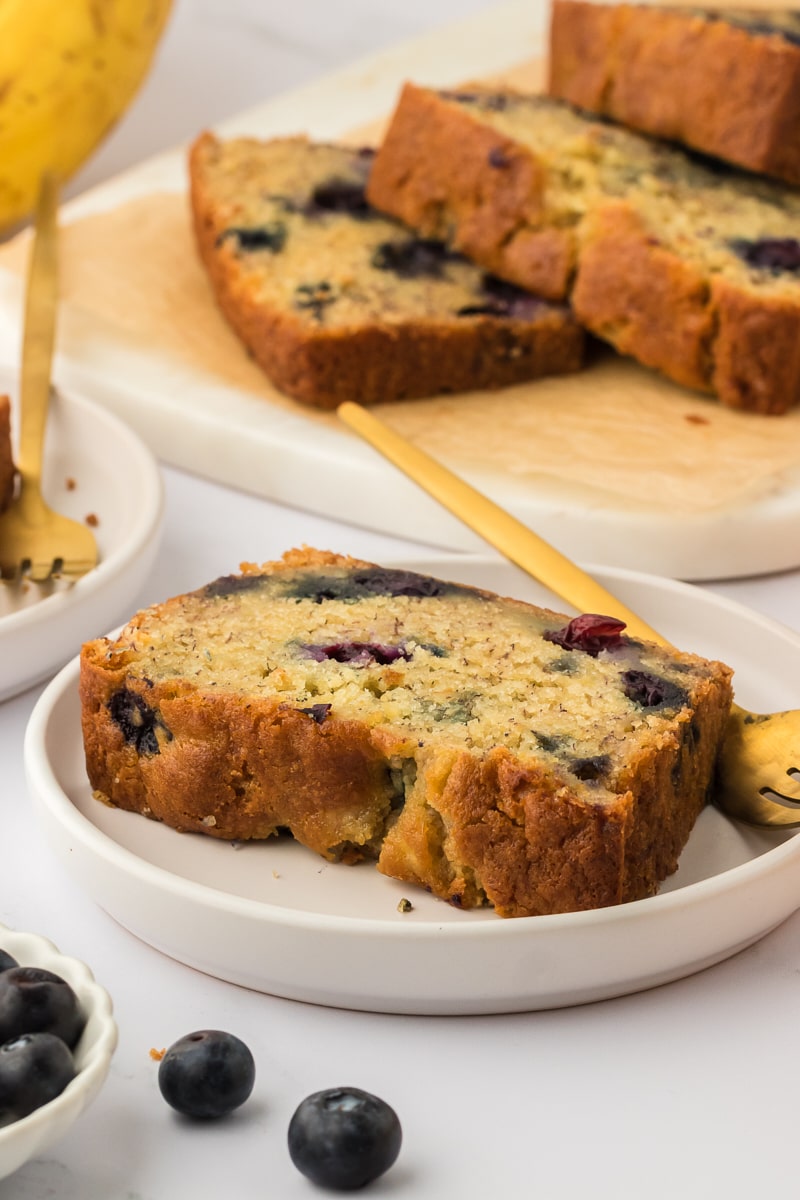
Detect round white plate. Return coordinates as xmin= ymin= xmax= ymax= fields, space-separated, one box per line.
xmin=0 ymin=381 xmax=164 ymax=701
xmin=22 ymin=555 xmax=800 ymax=1015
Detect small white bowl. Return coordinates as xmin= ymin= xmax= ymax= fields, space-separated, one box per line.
xmin=0 ymin=922 xmax=117 ymax=1181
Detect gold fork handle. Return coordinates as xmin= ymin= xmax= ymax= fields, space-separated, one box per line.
xmin=337 ymin=401 xmax=668 ymax=645
xmin=17 ymin=173 xmax=59 ymax=524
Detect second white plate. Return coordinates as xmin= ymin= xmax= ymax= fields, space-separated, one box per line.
xmin=23 ymin=556 xmax=800 ymax=1014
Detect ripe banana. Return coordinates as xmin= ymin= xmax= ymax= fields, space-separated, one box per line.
xmin=0 ymin=0 xmax=173 ymax=231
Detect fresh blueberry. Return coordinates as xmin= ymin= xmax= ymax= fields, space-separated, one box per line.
xmin=288 ymin=1086 xmax=402 ymax=1190
xmin=0 ymin=967 xmax=85 ymax=1049
xmin=0 ymin=1032 xmax=76 ymax=1123
xmin=158 ymin=1030 xmax=255 ymax=1119
xmin=0 ymin=950 xmax=18 ymax=974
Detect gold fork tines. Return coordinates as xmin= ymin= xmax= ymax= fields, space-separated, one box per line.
xmin=0 ymin=174 xmax=97 ymax=583
xmin=337 ymin=401 xmax=800 ymax=830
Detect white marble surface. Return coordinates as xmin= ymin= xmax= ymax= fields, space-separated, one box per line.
xmin=2 ymin=1 xmax=800 ymax=1197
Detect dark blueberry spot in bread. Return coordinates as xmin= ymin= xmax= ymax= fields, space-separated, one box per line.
xmin=294 ymin=281 xmax=338 ymax=321
xmin=428 ymin=693 xmax=478 ymax=723
xmin=621 ymin=670 xmax=688 ymax=711
xmin=297 ymin=703 xmax=332 ymax=724
xmin=544 ymin=614 xmax=628 ymax=657
xmin=440 ymin=89 xmax=509 ymax=113
xmin=218 ymin=223 xmax=287 ymax=253
xmin=545 ymin=655 xmax=577 ymax=675
xmin=730 ymin=237 xmax=800 ymax=272
xmin=449 ymin=893 xmax=463 ymax=907
xmin=202 ymin=573 xmax=266 ymax=599
xmin=570 ymin=755 xmax=611 ymax=782
xmin=353 ymin=568 xmax=469 ymax=598
xmin=306 ymin=178 xmax=372 ymax=218
xmin=109 ymin=688 xmax=170 ymax=755
xmin=713 ymin=13 xmax=800 ymax=46
xmin=416 ymin=642 xmax=448 ymax=657
xmin=440 ymin=89 xmax=479 ymax=103
xmin=371 ymin=238 xmax=459 ymax=279
xmin=299 ymin=641 xmax=412 ymax=666
xmin=285 ymin=567 xmax=468 ymax=604
xmin=457 ymin=275 xmax=545 ymax=319
xmin=488 ymin=146 xmax=512 ymax=169
xmin=534 ymin=731 xmax=565 ymax=753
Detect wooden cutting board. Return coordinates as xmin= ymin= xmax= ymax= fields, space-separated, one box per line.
xmin=0 ymin=0 xmax=798 ymax=581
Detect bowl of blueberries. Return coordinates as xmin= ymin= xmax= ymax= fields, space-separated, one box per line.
xmin=0 ymin=921 xmax=117 ymax=1180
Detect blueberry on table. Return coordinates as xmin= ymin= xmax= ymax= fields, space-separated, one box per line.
xmin=288 ymin=1086 xmax=402 ymax=1190
xmin=158 ymin=1030 xmax=255 ymax=1119
xmin=0 ymin=950 xmax=18 ymax=974
xmin=0 ymin=967 xmax=85 ymax=1049
xmin=0 ymin=1032 xmax=76 ymax=1122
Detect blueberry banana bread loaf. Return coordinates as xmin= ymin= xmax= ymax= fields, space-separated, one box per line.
xmin=79 ymin=548 xmax=733 ymax=918
xmin=549 ymin=2 xmax=800 ymax=185
xmin=188 ymin=133 xmax=584 ymax=409
xmin=366 ymin=85 xmax=800 ymax=413
xmin=0 ymin=396 xmax=15 ymax=513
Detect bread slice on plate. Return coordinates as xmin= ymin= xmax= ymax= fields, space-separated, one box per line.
xmin=80 ymin=548 xmax=733 ymax=918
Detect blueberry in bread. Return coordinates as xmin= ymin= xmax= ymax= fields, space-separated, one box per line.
xmin=187 ymin=133 xmax=584 ymax=410
xmin=0 ymin=395 xmax=15 ymax=513
xmin=366 ymin=85 xmax=800 ymax=414
xmin=549 ymin=1 xmax=800 ymax=185
xmin=79 ymin=548 xmax=733 ymax=918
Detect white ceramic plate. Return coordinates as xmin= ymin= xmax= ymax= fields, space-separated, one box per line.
xmin=22 ymin=555 xmax=800 ymax=1015
xmin=0 ymin=922 xmax=117 ymax=1181
xmin=0 ymin=379 xmax=163 ymax=701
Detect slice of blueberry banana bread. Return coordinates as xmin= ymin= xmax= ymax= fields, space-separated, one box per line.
xmin=0 ymin=396 xmax=15 ymax=513
xmin=188 ymin=133 xmax=584 ymax=409
xmin=366 ymin=85 xmax=800 ymax=414
xmin=549 ymin=2 xmax=800 ymax=185
xmin=79 ymin=547 xmax=733 ymax=918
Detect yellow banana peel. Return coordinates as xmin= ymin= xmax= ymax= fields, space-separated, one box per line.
xmin=0 ymin=0 xmax=173 ymax=231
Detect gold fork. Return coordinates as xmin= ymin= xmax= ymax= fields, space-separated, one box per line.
xmin=337 ymin=400 xmax=800 ymax=830
xmin=0 ymin=175 xmax=97 ymax=582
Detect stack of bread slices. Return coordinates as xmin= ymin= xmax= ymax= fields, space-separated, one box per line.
xmin=189 ymin=1 xmax=800 ymax=416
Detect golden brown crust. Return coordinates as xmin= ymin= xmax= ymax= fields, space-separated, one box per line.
xmin=0 ymin=396 xmax=15 ymax=513
xmin=188 ymin=132 xmax=583 ymax=409
xmin=79 ymin=547 xmax=734 ymax=918
xmin=548 ymin=0 xmax=800 ymax=185
xmin=367 ymin=86 xmax=800 ymax=414
xmin=80 ymin=654 xmax=397 ymax=855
